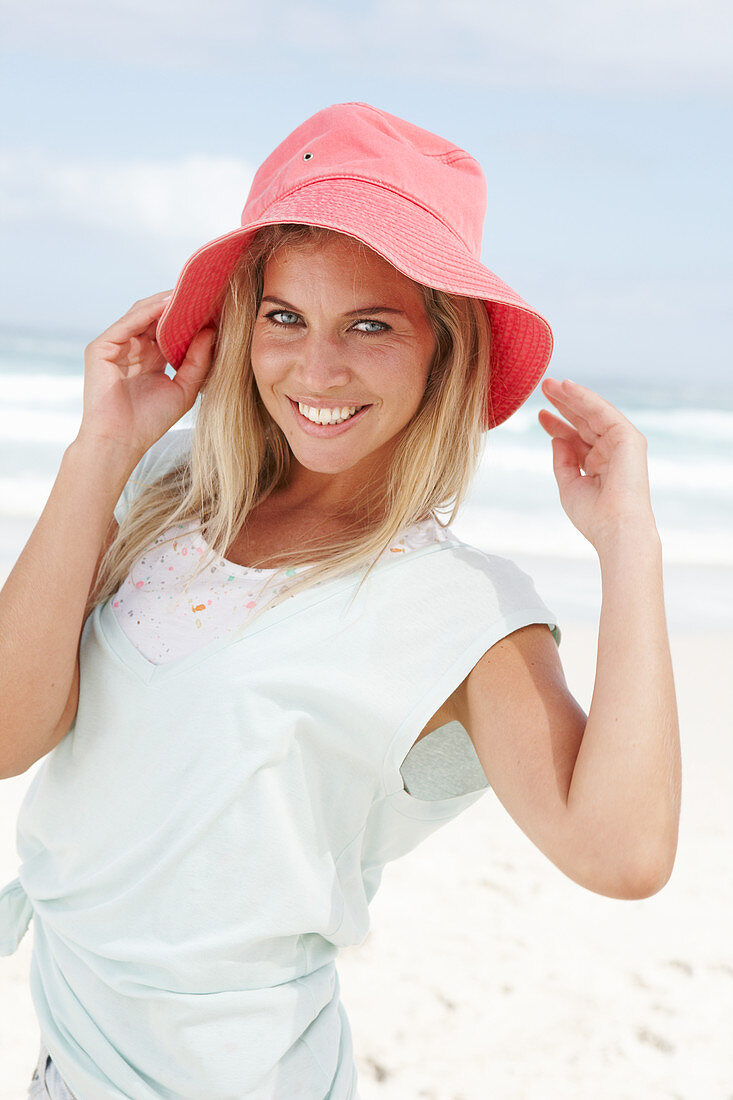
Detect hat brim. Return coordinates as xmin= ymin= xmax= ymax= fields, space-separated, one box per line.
xmin=156 ymin=178 xmax=553 ymax=428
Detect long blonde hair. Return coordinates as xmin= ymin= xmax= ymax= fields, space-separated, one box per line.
xmin=86 ymin=224 xmax=493 ymax=630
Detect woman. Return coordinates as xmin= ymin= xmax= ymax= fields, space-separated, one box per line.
xmin=1 ymin=102 xmax=680 ymax=1099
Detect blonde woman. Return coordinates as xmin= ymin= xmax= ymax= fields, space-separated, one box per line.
xmin=1 ymin=102 xmax=680 ymax=1099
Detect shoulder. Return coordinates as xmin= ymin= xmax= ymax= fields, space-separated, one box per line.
xmin=128 ymin=426 xmax=194 ymax=487
xmin=427 ymin=532 xmax=564 ymax=703
xmin=397 ymin=531 xmax=564 ymax=718
xmin=419 ymin=532 xmax=562 ymax=644
xmin=114 ymin=426 xmax=194 ymax=525
xmin=141 ymin=426 xmax=194 ymax=476
xmin=426 ymin=528 xmax=541 ymax=585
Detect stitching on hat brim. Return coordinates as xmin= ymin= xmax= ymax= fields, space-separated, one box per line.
xmin=157 ymin=219 xmax=554 ymax=361
xmin=258 ymin=176 xmax=475 ymax=255
xmin=420 ymin=150 xmax=476 ymax=166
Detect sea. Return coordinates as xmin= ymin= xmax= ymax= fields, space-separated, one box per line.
xmin=1 ymin=324 xmax=731 ymax=633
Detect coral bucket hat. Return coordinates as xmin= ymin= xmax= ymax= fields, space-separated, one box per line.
xmin=156 ymin=101 xmax=553 ymax=429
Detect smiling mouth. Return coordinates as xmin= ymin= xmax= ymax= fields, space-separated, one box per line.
xmin=296 ymin=401 xmax=366 ymax=425
xmin=288 ymin=397 xmax=373 ymax=432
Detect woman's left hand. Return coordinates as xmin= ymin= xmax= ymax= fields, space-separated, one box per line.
xmin=537 ymin=378 xmax=658 ymax=553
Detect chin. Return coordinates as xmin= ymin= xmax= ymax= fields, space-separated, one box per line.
xmin=290 ymin=448 xmax=370 ymax=476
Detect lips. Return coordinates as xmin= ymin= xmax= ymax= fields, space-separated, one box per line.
xmin=290 ymin=397 xmax=369 ymax=410
xmin=296 ymin=403 xmax=363 ymax=424
xmin=287 ymin=397 xmax=373 ymax=436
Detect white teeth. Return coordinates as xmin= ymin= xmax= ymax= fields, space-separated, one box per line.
xmin=297 ymin=402 xmax=362 ymax=425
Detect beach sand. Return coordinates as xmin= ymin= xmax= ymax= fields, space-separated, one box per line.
xmin=1 ymin=620 xmax=731 ymax=1099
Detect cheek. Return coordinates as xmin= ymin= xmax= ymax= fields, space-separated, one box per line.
xmin=386 ymin=361 xmax=431 ymax=416
xmin=384 ymin=331 xmax=435 ymax=398
xmin=250 ymin=340 xmax=283 ymax=386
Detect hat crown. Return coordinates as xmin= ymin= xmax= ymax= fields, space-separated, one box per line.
xmin=241 ymin=102 xmax=487 ymax=258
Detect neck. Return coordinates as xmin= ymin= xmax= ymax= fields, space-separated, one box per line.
xmin=275 ymin=457 xmax=390 ymax=520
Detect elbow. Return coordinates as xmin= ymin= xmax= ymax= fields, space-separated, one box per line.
xmin=575 ymin=859 xmax=675 ymax=900
xmin=0 ymin=741 xmax=22 ymax=780
xmin=0 ymin=759 xmax=25 ymax=781
xmin=620 ymin=862 xmax=674 ymax=900
xmin=0 ymin=723 xmax=62 ymax=780
xmin=615 ymin=840 xmax=679 ymax=900
xmin=569 ymin=834 xmax=679 ymax=900
xmin=0 ymin=749 xmax=32 ymax=781
xmin=585 ymin=806 xmax=681 ymax=901
xmin=576 ymin=857 xmax=676 ymax=900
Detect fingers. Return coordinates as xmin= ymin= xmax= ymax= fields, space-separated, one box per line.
xmin=541 ymin=378 xmax=631 ymax=440
xmin=541 ymin=379 xmax=649 ymax=471
xmin=540 ymin=379 xmax=600 ymax=447
xmin=537 ymin=406 xmax=589 ymax=446
xmin=171 ymin=326 xmax=217 ymax=404
xmin=549 ymin=435 xmax=585 ymax=495
xmin=539 ymin=407 xmax=593 ymax=473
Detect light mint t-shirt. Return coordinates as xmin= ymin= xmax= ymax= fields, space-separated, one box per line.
xmin=0 ymin=429 xmax=560 ymax=1099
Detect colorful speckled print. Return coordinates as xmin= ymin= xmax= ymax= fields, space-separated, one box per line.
xmin=111 ymin=516 xmax=449 ymax=665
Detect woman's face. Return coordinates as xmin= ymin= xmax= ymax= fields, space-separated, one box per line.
xmin=250 ymin=234 xmax=437 ymax=498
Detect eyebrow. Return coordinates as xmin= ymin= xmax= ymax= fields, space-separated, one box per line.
xmin=261 ymin=295 xmax=406 ymax=317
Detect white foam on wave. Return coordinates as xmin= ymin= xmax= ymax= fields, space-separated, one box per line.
xmin=0 ymin=409 xmax=82 ymax=443
xmin=648 ymin=454 xmax=733 ymax=496
xmin=633 ymin=407 xmax=733 ymax=443
xmin=494 ymin=402 xmax=733 ymax=441
xmin=477 ymin=438 xmax=733 ymax=499
xmin=0 ymin=334 xmax=86 ymax=359
xmin=0 ymin=372 xmax=83 ymax=406
xmin=448 ymin=505 xmax=733 ymax=566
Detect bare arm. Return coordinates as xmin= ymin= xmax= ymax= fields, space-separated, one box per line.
xmin=455 ymin=380 xmax=680 ymax=900
xmin=538 ymin=379 xmax=680 ymax=894
xmin=0 ymin=290 xmax=216 ymax=779
xmin=0 ymin=440 xmax=131 ymax=777
xmin=564 ymin=520 xmax=679 ymax=895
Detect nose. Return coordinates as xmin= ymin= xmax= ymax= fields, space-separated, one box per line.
xmin=293 ymin=330 xmax=352 ymax=393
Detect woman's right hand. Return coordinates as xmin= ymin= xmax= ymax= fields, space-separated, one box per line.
xmin=76 ymin=290 xmax=216 ymax=460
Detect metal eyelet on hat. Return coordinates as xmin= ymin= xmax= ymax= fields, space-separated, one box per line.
xmin=302 ymin=152 xmax=313 ymax=161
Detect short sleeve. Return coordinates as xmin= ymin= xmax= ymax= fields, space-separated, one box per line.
xmin=378 ymin=543 xmax=562 ymax=802
xmin=113 ymin=427 xmax=194 ymax=525
xmin=502 ymin=556 xmax=562 ymax=648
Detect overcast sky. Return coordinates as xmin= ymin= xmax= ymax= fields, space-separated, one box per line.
xmin=1 ymin=0 xmax=730 ymax=393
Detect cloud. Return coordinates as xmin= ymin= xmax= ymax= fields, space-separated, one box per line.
xmin=3 ymin=0 xmax=732 ymax=93
xmin=0 ymin=149 xmax=254 ymax=243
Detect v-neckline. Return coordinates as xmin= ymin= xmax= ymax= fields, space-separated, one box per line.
xmin=96 ymin=540 xmax=455 ymax=686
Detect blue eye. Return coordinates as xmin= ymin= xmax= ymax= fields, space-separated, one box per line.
xmin=266 ymin=310 xmax=299 ymax=326
xmin=263 ymin=310 xmax=389 ymax=336
xmin=356 ymin=319 xmax=388 ymax=334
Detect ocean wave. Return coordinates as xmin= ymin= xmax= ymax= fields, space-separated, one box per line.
xmin=0 ymin=408 xmax=82 ymax=443
xmin=475 ymin=441 xmax=733 ymax=498
xmin=0 ymin=332 xmax=86 ymax=359
xmin=450 ymin=506 xmax=733 ymax=567
xmin=632 ymin=408 xmax=733 ymax=444
xmin=0 ymin=372 xmax=83 ymax=407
